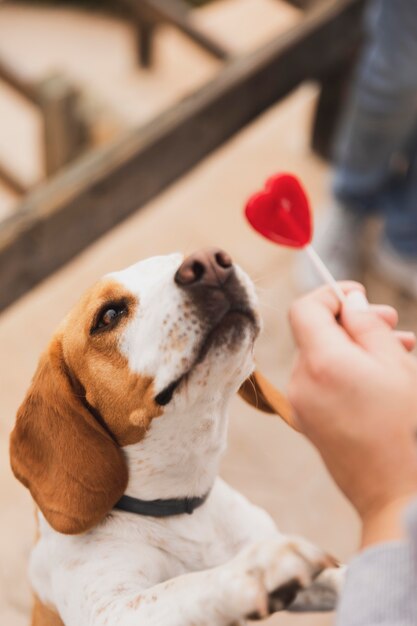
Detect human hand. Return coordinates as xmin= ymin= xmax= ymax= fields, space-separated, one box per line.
xmin=288 ymin=283 xmax=417 ymax=547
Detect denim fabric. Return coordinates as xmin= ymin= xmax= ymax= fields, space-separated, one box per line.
xmin=332 ymin=0 xmax=417 ymax=257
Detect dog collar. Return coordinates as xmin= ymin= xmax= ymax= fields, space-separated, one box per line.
xmin=114 ymin=492 xmax=210 ymax=517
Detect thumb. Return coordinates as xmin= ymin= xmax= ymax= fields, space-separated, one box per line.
xmin=341 ymin=291 xmax=405 ymax=358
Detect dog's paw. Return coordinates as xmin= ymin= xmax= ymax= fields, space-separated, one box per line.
xmin=287 ymin=564 xmax=345 ymax=612
xmin=230 ymin=536 xmax=337 ymax=620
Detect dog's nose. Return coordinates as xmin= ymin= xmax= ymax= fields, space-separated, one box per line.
xmin=175 ymin=248 xmax=233 ymax=287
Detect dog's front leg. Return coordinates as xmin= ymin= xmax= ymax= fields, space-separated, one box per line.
xmin=86 ymin=535 xmax=333 ymax=626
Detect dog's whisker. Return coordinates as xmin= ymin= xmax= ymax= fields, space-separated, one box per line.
xmin=255 ymin=286 xmax=276 ymax=294
xmin=251 ymin=269 xmax=279 ymax=284
xmin=258 ymin=300 xmax=287 ymax=314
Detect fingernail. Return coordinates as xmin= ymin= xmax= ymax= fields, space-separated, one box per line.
xmin=345 ymin=291 xmax=369 ymax=312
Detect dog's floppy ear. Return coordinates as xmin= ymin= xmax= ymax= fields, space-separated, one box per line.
xmin=239 ymin=370 xmax=300 ymax=431
xmin=10 ymin=337 xmax=128 ymax=535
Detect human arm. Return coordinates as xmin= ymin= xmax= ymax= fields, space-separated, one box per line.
xmin=288 ymin=284 xmax=417 ymax=625
xmin=288 ymin=284 xmax=417 ymax=546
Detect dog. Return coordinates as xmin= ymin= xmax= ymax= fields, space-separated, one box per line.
xmin=10 ymin=248 xmax=342 ymax=626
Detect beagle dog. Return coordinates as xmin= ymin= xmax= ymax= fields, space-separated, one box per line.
xmin=10 ymin=249 xmax=341 ymax=626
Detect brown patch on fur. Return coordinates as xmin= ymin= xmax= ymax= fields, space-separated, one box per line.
xmin=10 ymin=335 xmax=128 ymax=535
xmin=63 ymin=279 xmax=163 ymax=446
xmin=239 ymin=370 xmax=299 ymax=431
xmin=10 ymin=279 xmax=163 ymax=535
xmin=32 ymin=596 xmax=64 ymax=626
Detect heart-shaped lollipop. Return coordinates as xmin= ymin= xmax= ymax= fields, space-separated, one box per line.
xmin=245 ymin=173 xmax=312 ymax=248
xmin=245 ymin=173 xmax=345 ymax=301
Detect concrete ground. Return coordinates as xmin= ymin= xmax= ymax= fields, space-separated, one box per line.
xmin=1 ymin=3 xmax=416 ymax=626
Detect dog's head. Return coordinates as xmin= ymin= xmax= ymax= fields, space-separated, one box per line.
xmin=10 ymin=249 xmax=291 ymax=534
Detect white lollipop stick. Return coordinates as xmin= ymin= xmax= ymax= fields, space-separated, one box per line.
xmin=305 ymin=245 xmax=346 ymax=303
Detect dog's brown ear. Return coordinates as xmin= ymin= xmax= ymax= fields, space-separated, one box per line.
xmin=10 ymin=337 xmax=128 ymax=535
xmin=239 ymin=370 xmax=300 ymax=431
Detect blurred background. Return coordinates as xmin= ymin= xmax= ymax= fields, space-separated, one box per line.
xmin=1 ymin=0 xmax=416 ymax=624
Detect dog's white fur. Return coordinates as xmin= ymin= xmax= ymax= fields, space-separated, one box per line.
xmin=26 ymin=253 xmax=341 ymax=625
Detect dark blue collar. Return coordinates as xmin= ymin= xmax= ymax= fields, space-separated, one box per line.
xmin=114 ymin=492 xmax=210 ymax=517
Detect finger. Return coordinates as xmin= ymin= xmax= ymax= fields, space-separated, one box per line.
xmin=371 ymin=305 xmax=398 ymax=329
xmin=341 ymin=292 xmax=407 ymax=359
xmin=395 ymin=331 xmax=416 ymax=352
xmin=290 ymin=282 xmax=365 ymax=351
xmin=344 ymin=295 xmax=413 ymax=351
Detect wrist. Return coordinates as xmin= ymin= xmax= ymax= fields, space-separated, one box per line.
xmin=360 ymin=493 xmax=417 ymax=549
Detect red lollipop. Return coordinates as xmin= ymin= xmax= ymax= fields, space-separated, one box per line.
xmin=245 ymin=173 xmax=312 ymax=248
xmin=245 ymin=173 xmax=345 ymax=301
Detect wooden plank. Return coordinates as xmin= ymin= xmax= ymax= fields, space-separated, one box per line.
xmin=37 ymin=75 xmax=89 ymax=176
xmin=0 ymin=0 xmax=365 ymax=312
xmin=281 ymin=0 xmax=322 ymax=10
xmin=0 ymin=62 xmax=88 ymax=185
xmin=124 ymin=0 xmax=231 ymax=62
xmin=0 ymin=162 xmax=27 ymax=196
xmin=136 ymin=16 xmax=158 ymax=67
xmin=0 ymin=58 xmax=38 ymax=104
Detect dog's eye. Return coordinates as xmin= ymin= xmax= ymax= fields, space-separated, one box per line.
xmin=154 ymin=379 xmax=181 ymax=406
xmin=101 ymin=309 xmax=119 ymax=326
xmin=91 ymin=303 xmax=127 ymax=334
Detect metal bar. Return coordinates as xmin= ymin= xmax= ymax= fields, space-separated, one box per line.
xmin=0 ymin=0 xmax=365 ymax=312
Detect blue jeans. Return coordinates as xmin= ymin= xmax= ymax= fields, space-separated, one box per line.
xmin=333 ymin=0 xmax=417 ymax=257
